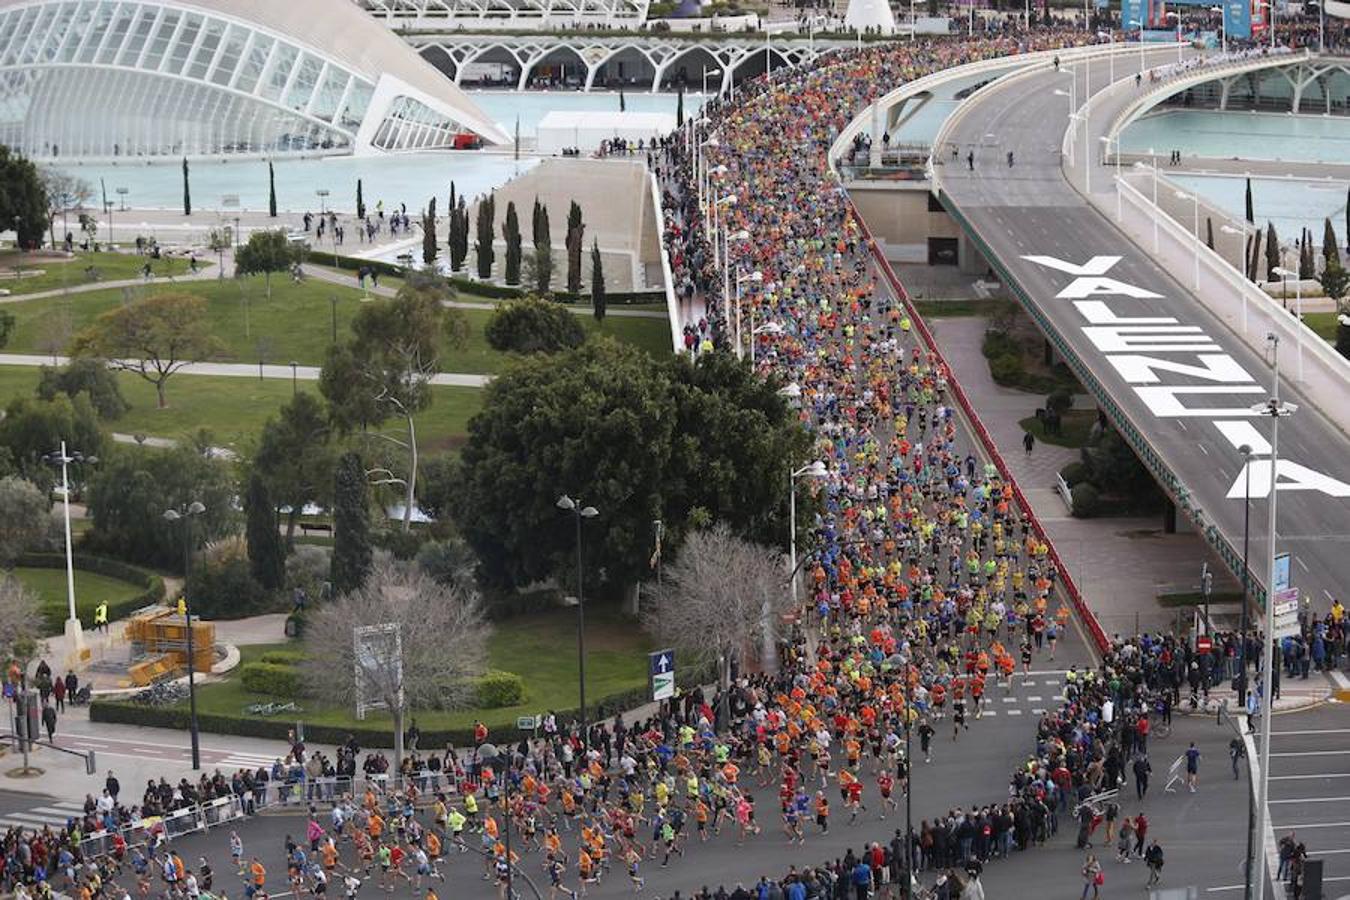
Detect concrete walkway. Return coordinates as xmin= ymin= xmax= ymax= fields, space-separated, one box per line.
xmin=930 ymin=315 xmax=1238 ymax=635
xmin=0 ymin=353 xmax=491 ymax=388
xmin=0 ymin=262 xmax=220 ymax=303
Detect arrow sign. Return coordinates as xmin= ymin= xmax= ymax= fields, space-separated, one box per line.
xmin=649 ymin=648 xmax=676 ymax=701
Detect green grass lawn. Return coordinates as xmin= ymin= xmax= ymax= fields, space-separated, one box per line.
xmin=191 ymin=607 xmax=652 ymax=731
xmin=11 ymin=565 xmax=145 ymax=630
xmin=1018 ymin=408 xmax=1098 ymax=448
xmin=0 ymin=250 xmax=201 ymax=296
xmin=912 ymin=299 xmax=1016 ymax=320
xmin=0 ymin=367 xmax=482 ymax=453
xmin=1304 ymin=312 xmax=1339 ymax=343
xmin=0 ymin=278 xmax=672 ymax=372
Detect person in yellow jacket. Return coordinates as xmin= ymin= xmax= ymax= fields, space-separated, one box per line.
xmin=93 ymin=601 xmax=109 ymax=634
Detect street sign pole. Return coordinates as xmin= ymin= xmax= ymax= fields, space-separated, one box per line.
xmin=649 ymin=649 xmax=676 ymax=703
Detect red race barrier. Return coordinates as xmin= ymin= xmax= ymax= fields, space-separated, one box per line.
xmin=847 ymin=200 xmax=1111 ymax=656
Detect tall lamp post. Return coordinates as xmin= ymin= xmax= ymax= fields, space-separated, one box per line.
xmin=557 ymin=495 xmax=598 ymax=748
xmin=1271 ymin=267 xmax=1305 ymax=383
xmin=163 ymin=500 xmax=207 ymax=771
xmin=1174 ymin=189 xmax=1201 ymax=290
xmin=43 ymin=443 xmax=97 ymax=666
xmin=787 ymin=460 xmax=828 ymax=618
xmin=1237 ymin=442 xmax=1256 ymax=900
xmin=735 ymin=269 xmax=763 ymax=360
xmin=1250 ymin=336 xmax=1295 ymax=900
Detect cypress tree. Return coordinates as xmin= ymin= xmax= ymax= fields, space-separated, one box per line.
xmin=676 ymin=87 xmax=684 ymax=128
xmin=450 ymin=181 xmax=456 ymax=214
xmin=590 ymin=238 xmax=606 ymax=322
xmin=1206 ymin=217 xmax=1214 ymax=251
xmin=534 ymin=201 xmax=553 ymax=294
xmin=476 ymin=194 xmax=496 ymax=280
xmin=331 ymin=451 xmax=372 ymax=596
xmin=1244 ymin=177 xmax=1254 ymax=224
xmin=268 ymin=161 xmax=277 ymax=218
xmin=1247 ymin=227 xmax=1262 ymax=282
xmin=619 ymin=89 xmax=626 ymax=112
xmin=245 ymin=470 xmax=285 ymax=591
xmin=1324 ymin=218 xmax=1340 ymax=271
xmin=565 ymin=201 xmax=585 ymax=294
xmin=422 ymin=196 xmax=438 ymax=267
xmin=1265 ymin=222 xmax=1280 ymax=282
xmin=182 ymin=157 xmax=191 ymax=216
xmin=503 ymin=200 xmax=522 ymax=286
xmin=356 ymin=179 xmax=366 ymax=220
xmin=1301 ymin=230 xmax=1315 ymax=279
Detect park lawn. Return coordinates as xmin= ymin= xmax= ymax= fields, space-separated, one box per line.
xmin=11 ymin=565 xmax=145 ymax=630
xmin=1304 ymin=312 xmax=1338 ymax=343
xmin=191 ymin=607 xmax=653 ymax=732
xmin=0 ymin=367 xmax=482 ymax=453
xmin=0 ymin=279 xmax=672 ymax=372
xmin=0 ymin=250 xmax=201 ymax=296
xmin=912 ymin=299 xmax=1016 ymax=319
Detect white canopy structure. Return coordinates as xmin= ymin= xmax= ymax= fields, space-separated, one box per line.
xmin=844 ymin=0 xmax=895 ymax=34
xmin=535 ymin=110 xmax=674 ymax=155
xmin=0 ymin=0 xmax=510 ymax=161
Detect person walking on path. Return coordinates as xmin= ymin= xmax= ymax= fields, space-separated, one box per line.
xmin=1229 ymin=737 xmax=1245 ymax=780
xmin=1132 ymin=755 xmax=1151 ymax=800
xmin=1022 ymin=431 xmax=1034 ymax=455
xmin=1185 ymin=743 xmax=1202 ymax=792
xmin=1145 ymin=840 xmax=1165 ymax=887
xmin=1132 ymin=813 xmax=1149 ymax=858
xmin=41 ymin=702 xmax=57 ymax=741
xmin=1114 ymin=816 xmax=1134 ymax=863
xmin=1080 ymin=853 xmax=1103 ymax=900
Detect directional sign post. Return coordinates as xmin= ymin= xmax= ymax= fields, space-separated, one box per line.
xmin=1272 ymin=587 xmax=1301 ymax=640
xmin=649 ymin=649 xmax=676 ymax=702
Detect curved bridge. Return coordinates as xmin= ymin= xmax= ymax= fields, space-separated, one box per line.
xmin=920 ymin=45 xmax=1350 ymax=613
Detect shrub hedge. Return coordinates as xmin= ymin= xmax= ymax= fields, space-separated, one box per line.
xmin=1070 ymin=482 xmax=1101 ymax=518
xmin=240 ymin=661 xmax=302 ymax=697
xmin=90 ymin=666 xmax=714 ymax=748
xmin=484 ymin=299 xmax=586 ymax=354
xmin=17 ymin=552 xmax=166 ymax=634
xmin=475 ymin=670 xmax=525 ymax=708
xmin=258 ymin=649 xmax=306 ymax=666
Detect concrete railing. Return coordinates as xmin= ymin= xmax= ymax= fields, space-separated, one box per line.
xmin=1115 ymin=173 xmax=1350 ymax=416
xmin=650 ymin=168 xmax=683 ymax=354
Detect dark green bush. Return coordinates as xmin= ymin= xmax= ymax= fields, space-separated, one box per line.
xmin=484 ymin=298 xmax=587 ymax=354
xmin=475 ymin=670 xmax=525 ymax=708
xmin=1070 ymin=482 xmax=1101 ymax=518
xmin=240 ymin=661 xmax=302 ymax=697
xmin=185 ymin=555 xmax=274 ymax=619
xmin=258 ymin=649 xmax=305 ymax=666
xmin=1059 ymin=461 xmax=1090 ymax=487
xmin=1046 ymin=389 xmax=1074 ymax=414
xmin=371 ymin=528 xmax=429 ymax=561
xmin=988 ymin=353 xmax=1023 ymax=385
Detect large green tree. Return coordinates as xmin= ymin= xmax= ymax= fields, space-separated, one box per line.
xmin=37 ymin=358 xmax=128 ymax=420
xmin=84 ymin=444 xmax=237 ymax=571
xmin=71 ymin=292 xmax=223 ymax=408
xmin=234 ymin=229 xmax=300 ymax=300
xmin=0 ymin=146 xmax=50 ymax=249
xmin=533 ymin=199 xmax=553 ymax=294
xmin=565 ymin=201 xmax=585 ymax=294
xmin=245 ymin=470 xmax=285 ymax=591
xmin=254 ymin=391 xmax=335 ymax=547
xmin=475 ymin=194 xmax=496 ymax=280
xmin=502 ymin=201 xmax=522 ymax=286
xmin=0 ymin=394 xmax=103 ymax=477
xmin=457 ymin=341 xmax=808 ymax=594
xmin=320 ymin=272 xmax=468 ymax=530
xmin=330 ymin=450 xmax=372 ymax=595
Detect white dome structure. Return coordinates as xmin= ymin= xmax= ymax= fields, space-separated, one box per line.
xmin=0 ymin=0 xmax=510 ymax=161
xmin=843 ymin=0 xmax=895 ymax=34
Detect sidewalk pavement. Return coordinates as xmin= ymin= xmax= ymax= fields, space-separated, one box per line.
xmin=0 ymin=353 xmax=490 ymax=388
xmin=930 ymin=315 xmax=1239 ymax=635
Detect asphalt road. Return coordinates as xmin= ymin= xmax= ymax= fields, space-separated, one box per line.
xmin=935 ymin=52 xmax=1350 ymax=614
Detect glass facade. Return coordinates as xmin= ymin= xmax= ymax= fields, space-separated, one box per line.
xmin=0 ymin=0 xmax=481 ymax=158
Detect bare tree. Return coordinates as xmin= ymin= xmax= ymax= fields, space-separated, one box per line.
xmin=0 ymin=574 xmax=45 ymax=674
xmin=301 ymin=561 xmax=491 ymax=768
xmin=641 ymin=524 xmax=790 ymax=722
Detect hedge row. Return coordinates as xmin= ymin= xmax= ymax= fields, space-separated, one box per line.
xmin=90 ymin=668 xmax=712 ymax=749
xmin=240 ymin=661 xmax=302 ymax=697
xmin=475 ymin=670 xmax=525 ymax=709
xmin=17 ymin=552 xmax=166 ymax=635
xmin=302 ymin=250 xmax=664 ymax=305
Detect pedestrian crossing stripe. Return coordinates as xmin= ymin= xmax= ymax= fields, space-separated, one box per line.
xmin=0 ymin=801 xmax=87 ymax=832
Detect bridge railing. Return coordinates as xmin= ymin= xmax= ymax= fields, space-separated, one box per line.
xmin=649 ymin=169 xmax=684 ymax=354
xmin=846 ymin=198 xmax=1112 ymax=656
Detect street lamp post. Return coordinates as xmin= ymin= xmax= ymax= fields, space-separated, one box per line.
xmin=1250 ymin=335 xmax=1295 ymax=900
xmin=736 ymin=269 xmax=763 ymax=360
xmin=1271 ymin=267 xmax=1304 ymax=383
xmin=1210 ymin=5 xmax=1227 ymax=53
xmin=557 ymin=496 xmax=598 ymax=747
xmin=1220 ymin=224 xmax=1249 ymax=329
xmin=1098 ymin=135 xmax=1122 ymax=220
xmin=1174 ymin=189 xmax=1201 ymax=290
xmin=43 ymin=443 xmax=97 ymax=666
xmin=163 ymin=501 xmax=207 ymax=771
xmin=752 ymin=321 xmax=783 ymax=366
xmin=316 ymin=188 xmax=330 ymax=216
xmin=115 ymin=187 xmax=129 ymax=212
xmin=781 ymin=461 xmax=826 ymax=675
xmin=1237 ymin=441 xmax=1256 ymax=900
xmin=290 ymin=360 xmax=299 ymax=395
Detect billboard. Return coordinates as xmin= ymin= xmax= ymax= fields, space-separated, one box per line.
xmin=1224 ymin=0 xmax=1253 ymax=38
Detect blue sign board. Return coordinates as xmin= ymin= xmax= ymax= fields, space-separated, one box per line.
xmin=1122 ymin=0 xmax=1148 ymax=29
xmin=649 ymin=649 xmax=676 ymax=701
xmin=1224 ymin=0 xmax=1252 ymax=39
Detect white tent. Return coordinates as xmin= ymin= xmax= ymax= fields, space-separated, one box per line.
xmin=536 ymin=111 xmax=675 ymax=156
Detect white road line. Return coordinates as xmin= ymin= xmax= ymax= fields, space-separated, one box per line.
xmin=1005 ymin=709 xmax=1023 ymax=715
xmin=1308 ymin=848 xmax=1350 ymax=856
xmin=1002 ymin=697 xmax=1016 ymax=703
xmin=1271 ymin=822 xmax=1350 ymax=830
xmin=1268 ymin=773 xmax=1350 ymax=780
xmin=1205 ymin=886 xmax=1242 ymax=893
xmin=1032 ymin=709 xmax=1046 ymax=715
xmin=1027 ymin=696 xmax=1043 ymax=701
xmin=1199 ymin=445 xmax=1209 ymax=455
xmin=1295 ymin=557 xmax=1310 ymax=573
xmin=1268 ymin=797 xmax=1350 ymax=804
xmin=1270 ymin=751 xmax=1348 ymax=757
xmin=1022 ymin=681 xmax=1036 ymax=686
xmin=1270 ymin=729 xmax=1350 ymax=736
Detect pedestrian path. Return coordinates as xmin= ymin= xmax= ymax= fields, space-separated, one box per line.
xmin=0 ymin=798 xmax=89 ymax=832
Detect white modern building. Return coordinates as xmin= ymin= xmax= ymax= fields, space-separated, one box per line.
xmin=0 ymin=0 xmax=510 ymax=161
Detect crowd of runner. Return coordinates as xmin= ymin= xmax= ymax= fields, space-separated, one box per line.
xmin=5 ymin=18 xmax=1346 ymax=900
